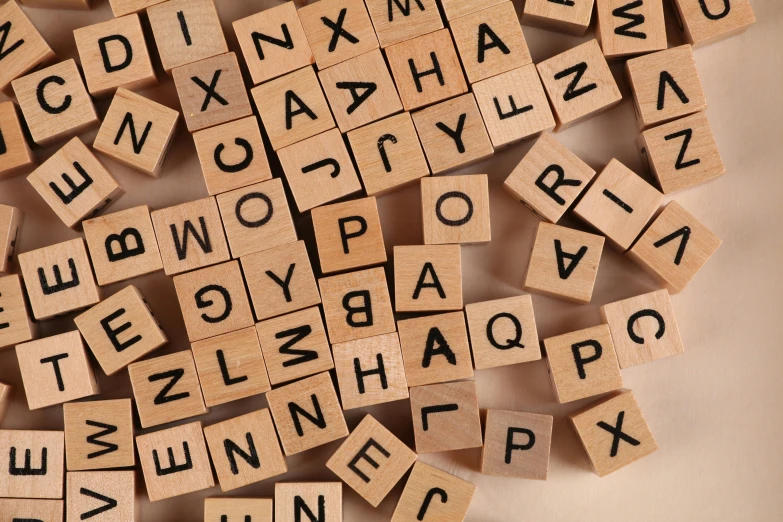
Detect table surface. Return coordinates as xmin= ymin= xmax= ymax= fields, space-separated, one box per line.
xmin=1 ymin=0 xmax=781 ymax=520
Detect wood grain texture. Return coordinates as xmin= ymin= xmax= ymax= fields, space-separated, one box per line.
xmin=439 ymin=0 xmax=505 ymax=20
xmin=521 ymin=0 xmax=595 ymax=35
xmin=274 ymin=482 xmax=342 ymax=522
xmin=481 ymin=409 xmax=553 ymax=479
xmin=0 ymin=499 xmax=64 ymax=522
xmin=409 ymin=380 xmax=483 ymax=454
xmin=108 ymin=0 xmax=165 ymax=17
xmin=0 ymin=203 xmax=23 ymax=274
xmin=205 ymin=497 xmax=273 ymax=522
xmin=0 ymin=274 xmax=36 ymax=350
xmin=671 ymin=0 xmax=755 ymax=45
xmin=0 ymin=101 xmax=34 ymax=180
xmin=595 ymin=0 xmax=666 ymax=59
xmin=393 ymin=245 xmax=462 ymax=312
xmin=392 ymin=461 xmax=475 ymax=522
xmin=421 ymin=174 xmax=491 ymax=245
xmin=0 ymin=1 xmax=56 ymax=92
xmin=63 ymin=398 xmax=135 ymax=471
xmin=364 ymin=0 xmax=442 ymax=48
xmin=0 ymin=430 xmax=64 ymax=499
xmin=0 ymin=381 xmax=11 ymax=425
xmin=66 ymin=471 xmax=135 ymax=521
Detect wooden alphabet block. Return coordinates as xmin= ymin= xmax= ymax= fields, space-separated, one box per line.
xmin=671 ymin=0 xmax=755 ymax=46
xmin=573 ymin=159 xmax=665 ymax=251
xmin=627 ymin=201 xmax=721 ymax=293
xmin=274 ymin=483 xmax=342 ymax=522
xmin=522 ymin=0 xmax=594 ymax=35
xmin=421 ymin=174 xmax=491 ymax=245
xmin=398 ymin=311 xmax=474 ymax=387
xmin=0 ymin=430 xmax=64 ymax=498
xmin=625 ymin=45 xmax=707 ymax=130
xmin=128 ymin=350 xmax=208 ymax=428
xmin=150 ymin=197 xmax=230 ymax=275
xmin=146 ymin=0 xmax=227 ymax=72
xmin=205 ymin=498 xmax=273 ymax=522
xmin=570 ymin=390 xmax=657 ymax=476
xmin=392 ymin=462 xmax=475 ymax=522
xmin=473 ymin=64 xmax=556 ymax=148
xmin=394 ymin=245 xmax=462 ymax=313
xmin=0 ymin=381 xmax=11 ymax=424
xmin=0 ymin=274 xmax=36 ymax=350
xmin=439 ymin=0 xmax=505 ymax=20
xmin=0 ymin=101 xmax=34 ymax=180
xmin=543 ymin=324 xmax=623 ymax=403
xmin=312 ymin=196 xmax=387 ymax=274
xmin=203 ymin=409 xmax=287 ymax=491
xmin=409 ymin=380 xmax=482 ymax=454
xmin=74 ymin=285 xmax=167 ymax=375
xmin=0 ymin=499 xmax=63 ymax=522
xmin=364 ymin=0 xmax=442 ymax=48
xmin=93 ymin=89 xmax=179 ymax=177
xmin=524 ymin=222 xmax=604 ymax=303
xmin=595 ymin=0 xmax=666 ymax=59
xmin=135 ymin=421 xmax=214 ymax=501
xmin=326 ymin=414 xmax=416 ymax=507
xmin=0 ymin=204 xmax=23 ymax=275
xmin=109 ymin=0 xmax=165 ymax=17
xmin=0 ymin=0 xmax=56 ymax=93
xmin=277 ymin=128 xmax=363 ymax=212
xmin=385 ymin=29 xmax=467 ymax=111
xmin=319 ymin=267 xmax=396 ymax=344
xmin=266 ymin=372 xmax=349 ymax=455
xmin=66 ymin=471 xmax=135 ymax=521
xmin=536 ymin=40 xmax=622 ymax=130
xmin=481 ymin=409 xmax=552 ymax=479
xmin=63 ymin=399 xmax=134 ymax=471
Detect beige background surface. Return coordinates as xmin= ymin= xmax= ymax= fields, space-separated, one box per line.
xmin=1 ymin=0 xmax=782 ymax=520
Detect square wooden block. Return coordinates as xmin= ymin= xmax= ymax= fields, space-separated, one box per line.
xmin=671 ymin=0 xmax=755 ymax=46
xmin=319 ymin=267 xmax=396 ymax=344
xmin=0 ymin=204 xmax=23 ymax=274
xmin=524 ymin=222 xmax=604 ymax=303
xmin=537 ymin=40 xmax=622 ymax=130
xmin=298 ymin=0 xmax=379 ymax=69
xmin=75 ymin=285 xmax=167 ymax=376
xmin=0 ymin=101 xmax=34 ymax=180
xmin=128 ymin=350 xmax=208 ymax=428
xmin=93 ymin=88 xmax=179 ymax=177
xmin=625 ymin=45 xmax=707 ymax=130
xmin=66 ymin=471 xmax=135 ymax=521
xmin=481 ymin=409 xmax=552 ymax=479
xmin=573 ymin=158 xmax=665 ymax=251
xmin=421 ymin=174 xmax=491 ymax=245
xmin=411 ymin=93 xmax=494 ymax=174
xmin=595 ymin=0 xmax=666 ymax=59
xmin=0 ymin=381 xmax=11 ymax=424
xmin=0 ymin=274 xmax=36 ymax=350
xmin=522 ymin=0 xmax=594 ymax=35
xmin=0 ymin=499 xmax=63 ymax=522
xmin=544 ymin=324 xmax=623 ymax=403
xmin=266 ymin=372 xmax=349 ymax=456
xmin=205 ymin=498 xmax=273 ymax=522
xmin=409 ymin=380 xmax=483 ymax=454
xmin=440 ymin=0 xmax=505 ymax=20
xmin=275 ymin=483 xmax=342 ymax=522
xmin=394 ymin=245 xmax=462 ymax=313
xmin=0 ymin=0 xmax=56 ymax=92
xmin=392 ymin=461 xmax=475 ymax=522
xmin=364 ymin=0 xmax=442 ymax=48
xmin=0 ymin=430 xmax=64 ymax=499
xmin=203 ymin=409 xmax=287 ymax=492
xmin=570 ymin=390 xmax=657 ymax=476
xmin=136 ymin=421 xmax=214 ymax=501
xmin=27 ymin=137 xmax=124 ymax=229
xmin=109 ymin=0 xmax=165 ymax=17
xmin=146 ymin=0 xmax=227 ymax=72
xmin=473 ymin=64 xmax=555 ymax=148
xmin=627 ymin=201 xmax=721 ymax=293
xmin=63 ymin=398 xmax=134 ymax=471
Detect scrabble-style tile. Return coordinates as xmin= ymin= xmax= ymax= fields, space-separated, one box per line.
xmin=0 ymin=381 xmax=11 ymax=424
xmin=543 ymin=324 xmax=623 ymax=403
xmin=266 ymin=372 xmax=349 ymax=456
xmin=0 ymin=101 xmax=34 ymax=180
xmin=205 ymin=498 xmax=273 ymax=522
xmin=671 ymin=0 xmax=755 ymax=46
xmin=0 ymin=430 xmax=64 ymax=499
xmin=397 ymin=311 xmax=474 ymax=387
xmin=0 ymin=499 xmax=64 ymax=522
xmin=63 ymin=399 xmax=134 ymax=471
xmin=75 ymin=285 xmax=167 ymax=376
xmin=439 ymin=0 xmax=505 ymax=20
xmin=150 ymin=197 xmax=230 ymax=275
xmin=473 ymin=64 xmax=556 ymax=148
xmin=326 ymin=414 xmax=416 ymax=507
xmin=524 ymin=222 xmax=604 ymax=303
xmin=573 ymin=159 xmax=665 ymax=251
xmin=93 ymin=88 xmax=179 ymax=177
xmin=298 ymin=0 xmax=379 ymax=69
xmin=332 ymin=332 xmax=409 ymax=410
xmin=595 ymin=0 xmax=666 ymax=59
xmin=191 ymin=327 xmax=271 ymax=407
xmin=146 ymin=0 xmax=227 ymax=72
xmin=412 ymin=93 xmax=494 ymax=174
xmin=537 ymin=40 xmax=622 ymax=130
xmin=570 ymin=389 xmax=657 ymax=476
xmin=0 ymin=274 xmax=36 ymax=350
xmin=275 ymin=483 xmax=342 ymax=522
xmin=312 ymin=197 xmax=387 ymax=274
xmin=135 ymin=421 xmax=214 ymax=501
xmin=0 ymin=0 xmax=56 ymax=92
xmin=66 ymin=471 xmax=135 ymax=521
xmin=173 ymin=260 xmax=255 ymax=342
xmin=319 ymin=267 xmax=396 ymax=344
xmin=346 ymin=112 xmax=430 ymax=196
xmin=394 ymin=245 xmax=462 ymax=313
xmin=522 ymin=0 xmax=594 ymax=35
xmin=364 ymin=0 xmax=442 ymax=48
xmin=409 ymin=380 xmax=482 ymax=454
xmin=128 ymin=350 xmax=208 ymax=428
xmin=0 ymin=204 xmax=23 ymax=275
xmin=421 ymin=174 xmax=491 ymax=245
xmin=481 ymin=409 xmax=553 ymax=479
xmin=627 ymin=201 xmax=721 ymax=293
xmin=392 ymin=462 xmax=475 ymax=522
xmin=109 ymin=0 xmax=165 ymax=17
xmin=203 ymin=409 xmax=287 ymax=492
xmin=625 ymin=45 xmax=707 ymax=130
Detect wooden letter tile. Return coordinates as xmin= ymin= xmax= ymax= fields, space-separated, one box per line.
xmin=671 ymin=0 xmax=755 ymax=46
xmin=274 ymin=483 xmax=342 ymax=522
xmin=481 ymin=409 xmax=552 ymax=479
xmin=0 ymin=381 xmax=12 ymax=424
xmin=0 ymin=430 xmax=64 ymax=499
xmin=0 ymin=204 xmax=23 ymax=275
xmin=0 ymin=0 xmax=56 ymax=92
xmin=0 ymin=101 xmax=34 ymax=180
xmin=364 ymin=0 xmax=442 ymax=48
xmin=421 ymin=174 xmax=491 ymax=245
xmin=66 ymin=471 xmax=135 ymax=521
xmin=394 ymin=245 xmax=462 ymax=313
xmin=109 ymin=0 xmax=165 ymax=17
xmin=439 ymin=0 xmax=505 ymax=20
xmin=409 ymin=380 xmax=483 ymax=454
xmin=522 ymin=0 xmax=594 ymax=35
xmin=0 ymin=499 xmax=63 ymax=522
xmin=0 ymin=274 xmax=36 ymax=350
xmin=63 ymin=399 xmax=134 ymax=471
xmin=392 ymin=461 xmax=475 ymax=522
xmin=205 ymin=498 xmax=273 ymax=522
xmin=595 ymin=0 xmax=666 ymax=59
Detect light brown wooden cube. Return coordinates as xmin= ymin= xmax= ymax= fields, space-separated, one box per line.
xmin=481 ymin=409 xmax=553 ymax=479
xmin=392 ymin=461 xmax=475 ymax=522
xmin=0 ymin=430 xmax=64 ymax=499
xmin=0 ymin=499 xmax=63 ymax=521
xmin=66 ymin=471 xmax=134 ymax=521
xmin=440 ymin=0 xmax=505 ymax=20
xmin=409 ymin=380 xmax=482 ymax=454
xmin=0 ymin=101 xmax=34 ymax=180
xmin=275 ymin=483 xmax=342 ymax=522
xmin=537 ymin=40 xmax=622 ymax=130
xmin=128 ymin=350 xmax=208 ymax=428
xmin=625 ymin=45 xmax=706 ymax=130
xmin=412 ymin=93 xmax=494 ymax=174
xmin=421 ymin=174 xmax=491 ymax=245
xmin=0 ymin=274 xmax=36 ymax=350
xmin=570 ymin=389 xmax=657 ymax=476
xmin=312 ymin=196 xmax=387 ymax=274
xmin=595 ymin=0 xmax=666 ymax=59
xmin=93 ymin=88 xmax=179 ymax=177
xmin=543 ymin=324 xmax=623 ymax=403
xmin=671 ymin=0 xmax=755 ymax=46
xmin=135 ymin=421 xmax=214 ymax=501
xmin=205 ymin=498 xmax=273 ymax=522
xmin=522 ymin=0 xmax=594 ymax=35
xmin=0 ymin=381 xmax=11 ymax=424
xmin=266 ymin=372 xmax=349 ymax=456
xmin=319 ymin=267 xmax=396 ymax=344
xmin=298 ymin=0 xmax=379 ymax=69
xmin=0 ymin=0 xmax=56 ymax=92
xmin=74 ymin=285 xmax=167 ymax=376
xmin=150 ymin=197 xmax=230 ymax=276
xmin=326 ymin=414 xmax=416 ymax=507
xmin=394 ymin=245 xmax=462 ymax=313
xmin=0 ymin=204 xmax=23 ymax=275
xmin=109 ymin=0 xmax=165 ymax=17
xmin=524 ymin=222 xmax=604 ymax=303
xmin=364 ymin=0 xmax=442 ymax=48
xmin=627 ymin=201 xmax=721 ymax=293
xmin=203 ymin=409 xmax=287 ymax=492
xmin=63 ymin=399 xmax=134 ymax=471
xmin=146 ymin=0 xmax=227 ymax=72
